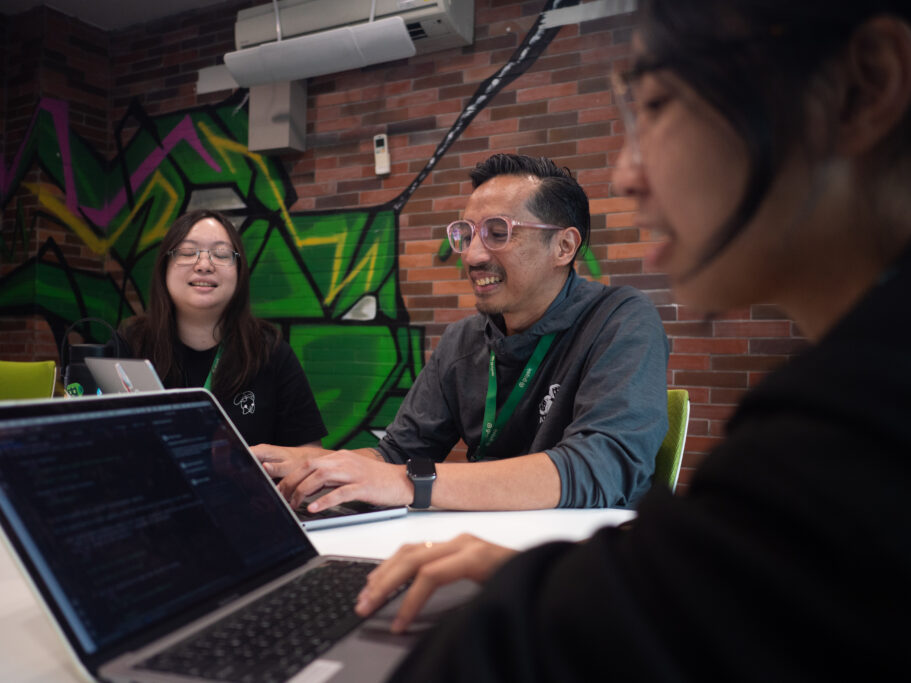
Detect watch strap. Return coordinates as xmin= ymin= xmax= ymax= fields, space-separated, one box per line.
xmin=407 ymin=459 xmax=436 ymax=509
xmin=411 ymin=476 xmax=433 ymax=508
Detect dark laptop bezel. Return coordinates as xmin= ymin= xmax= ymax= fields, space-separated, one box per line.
xmin=0 ymin=389 xmax=321 ymax=677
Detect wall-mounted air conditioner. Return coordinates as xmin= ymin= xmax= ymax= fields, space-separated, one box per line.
xmin=224 ymin=0 xmax=474 ymax=87
xmin=235 ymin=0 xmax=473 ymax=54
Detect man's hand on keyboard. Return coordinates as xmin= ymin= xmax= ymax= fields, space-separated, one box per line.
xmin=274 ymin=449 xmax=413 ymax=513
xmin=250 ymin=442 xmax=329 ymax=478
xmin=354 ymin=534 xmax=516 ymax=633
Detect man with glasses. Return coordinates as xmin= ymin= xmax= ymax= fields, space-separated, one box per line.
xmin=254 ymin=154 xmax=668 ymax=512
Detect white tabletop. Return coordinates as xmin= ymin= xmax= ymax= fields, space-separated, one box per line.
xmin=307 ymin=507 xmax=635 ymax=558
xmin=0 ymin=508 xmax=634 ymax=682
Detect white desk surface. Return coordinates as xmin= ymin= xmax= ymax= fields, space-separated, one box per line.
xmin=0 ymin=508 xmax=634 ymax=682
xmin=307 ymin=507 xmax=635 ymax=558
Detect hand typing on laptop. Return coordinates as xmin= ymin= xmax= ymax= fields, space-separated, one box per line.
xmin=252 ymin=444 xmax=412 ymax=513
xmin=251 ymin=442 xmax=331 ymax=471
xmin=354 ymin=534 xmax=516 ymax=633
xmin=253 ymin=441 xmax=571 ymax=513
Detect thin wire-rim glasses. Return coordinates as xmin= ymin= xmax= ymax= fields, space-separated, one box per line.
xmin=168 ymin=247 xmax=239 ymax=267
xmin=610 ymin=21 xmax=814 ymax=164
xmin=612 ymin=68 xmax=644 ymax=164
xmin=446 ymin=215 xmax=566 ymax=253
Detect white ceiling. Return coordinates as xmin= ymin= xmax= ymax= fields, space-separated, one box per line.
xmin=0 ymin=0 xmax=233 ymax=31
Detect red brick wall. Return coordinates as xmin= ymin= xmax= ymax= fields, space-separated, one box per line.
xmin=0 ymin=0 xmax=807 ymax=489
xmin=0 ymin=7 xmax=113 ymax=362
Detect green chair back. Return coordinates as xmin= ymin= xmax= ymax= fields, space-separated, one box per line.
xmin=653 ymin=389 xmax=690 ymax=493
xmin=0 ymin=360 xmax=58 ymax=400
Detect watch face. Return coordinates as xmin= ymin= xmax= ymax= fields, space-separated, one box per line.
xmin=407 ymin=458 xmax=436 ymax=479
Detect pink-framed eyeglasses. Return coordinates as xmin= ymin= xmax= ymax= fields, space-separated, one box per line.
xmin=446 ymin=215 xmax=566 ymax=253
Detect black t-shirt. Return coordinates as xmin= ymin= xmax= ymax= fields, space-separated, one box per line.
xmin=172 ymin=339 xmax=326 ymax=448
xmin=111 ymin=332 xmax=326 ymax=448
xmin=178 ymin=344 xmax=219 ymax=389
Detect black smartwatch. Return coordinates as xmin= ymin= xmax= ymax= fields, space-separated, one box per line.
xmin=406 ymin=458 xmax=437 ymax=509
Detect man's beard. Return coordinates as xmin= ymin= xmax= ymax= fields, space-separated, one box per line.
xmin=474 ymin=296 xmax=511 ymax=320
xmin=475 ymin=300 xmax=503 ymax=315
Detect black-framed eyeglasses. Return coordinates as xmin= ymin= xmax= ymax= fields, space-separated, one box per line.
xmin=446 ymin=215 xmax=566 ymax=253
xmin=167 ymin=247 xmax=239 ymax=267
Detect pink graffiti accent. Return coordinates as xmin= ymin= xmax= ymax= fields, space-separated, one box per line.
xmin=82 ymin=115 xmax=222 ymax=225
xmin=1 ymin=97 xmax=222 ymax=226
xmin=1 ymin=99 xmax=78 ymax=212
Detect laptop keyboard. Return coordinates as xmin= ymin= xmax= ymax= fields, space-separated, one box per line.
xmin=139 ymin=560 xmax=379 ymax=683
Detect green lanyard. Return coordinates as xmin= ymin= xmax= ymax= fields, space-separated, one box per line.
xmin=474 ymin=332 xmax=556 ymax=460
xmin=202 ymin=344 xmax=223 ymax=392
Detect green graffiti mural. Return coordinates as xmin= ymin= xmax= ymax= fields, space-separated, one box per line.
xmin=1 ymin=0 xmax=580 ymax=446
xmin=0 ymin=94 xmax=421 ymax=448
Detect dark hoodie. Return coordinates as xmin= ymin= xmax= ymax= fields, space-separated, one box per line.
xmin=376 ymin=271 xmax=669 ymax=508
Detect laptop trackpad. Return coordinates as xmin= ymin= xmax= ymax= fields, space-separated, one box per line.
xmin=311 ymin=580 xmax=479 ymax=683
xmin=361 ymin=578 xmax=480 ymax=636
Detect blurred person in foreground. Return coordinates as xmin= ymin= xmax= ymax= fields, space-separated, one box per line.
xmin=355 ymin=1 xmax=911 ymax=680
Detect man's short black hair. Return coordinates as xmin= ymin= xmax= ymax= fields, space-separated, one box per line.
xmin=469 ymin=153 xmax=591 ymax=262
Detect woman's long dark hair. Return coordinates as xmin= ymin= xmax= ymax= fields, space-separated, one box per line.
xmin=637 ymin=0 xmax=911 ymax=278
xmin=121 ymin=209 xmax=278 ymax=401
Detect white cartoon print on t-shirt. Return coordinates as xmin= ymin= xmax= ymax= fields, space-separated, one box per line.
xmin=234 ymin=391 xmax=255 ymax=415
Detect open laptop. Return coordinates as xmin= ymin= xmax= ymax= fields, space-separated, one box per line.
xmin=0 ymin=389 xmax=472 ymax=683
xmin=84 ymin=359 xmax=409 ymax=530
xmin=85 ymin=357 xmax=166 ymax=393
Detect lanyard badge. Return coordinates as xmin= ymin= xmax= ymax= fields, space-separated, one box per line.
xmin=474 ymin=332 xmax=556 ymax=460
xmin=203 ymin=345 xmax=224 ymax=392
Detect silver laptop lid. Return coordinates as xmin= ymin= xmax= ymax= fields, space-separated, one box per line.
xmin=0 ymin=389 xmax=317 ymax=677
xmin=84 ymin=357 xmax=166 ymax=393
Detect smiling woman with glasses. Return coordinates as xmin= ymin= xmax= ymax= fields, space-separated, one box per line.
xmin=113 ymin=209 xmax=327 ymax=450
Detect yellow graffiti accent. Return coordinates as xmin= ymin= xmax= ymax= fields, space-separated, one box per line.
xmin=24 ymin=171 xmax=180 ymax=255
xmin=302 ymin=235 xmax=379 ymax=305
xmin=134 ymin=172 xmax=180 ymax=248
xmin=197 ymin=120 xmax=379 ymax=306
xmin=23 ymin=182 xmax=105 ymax=253
xmin=197 ymin=121 xmax=295 ymax=237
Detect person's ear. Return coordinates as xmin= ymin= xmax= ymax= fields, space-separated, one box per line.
xmin=554 ymin=227 xmax=582 ymax=267
xmin=838 ymin=16 xmax=911 ymax=155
